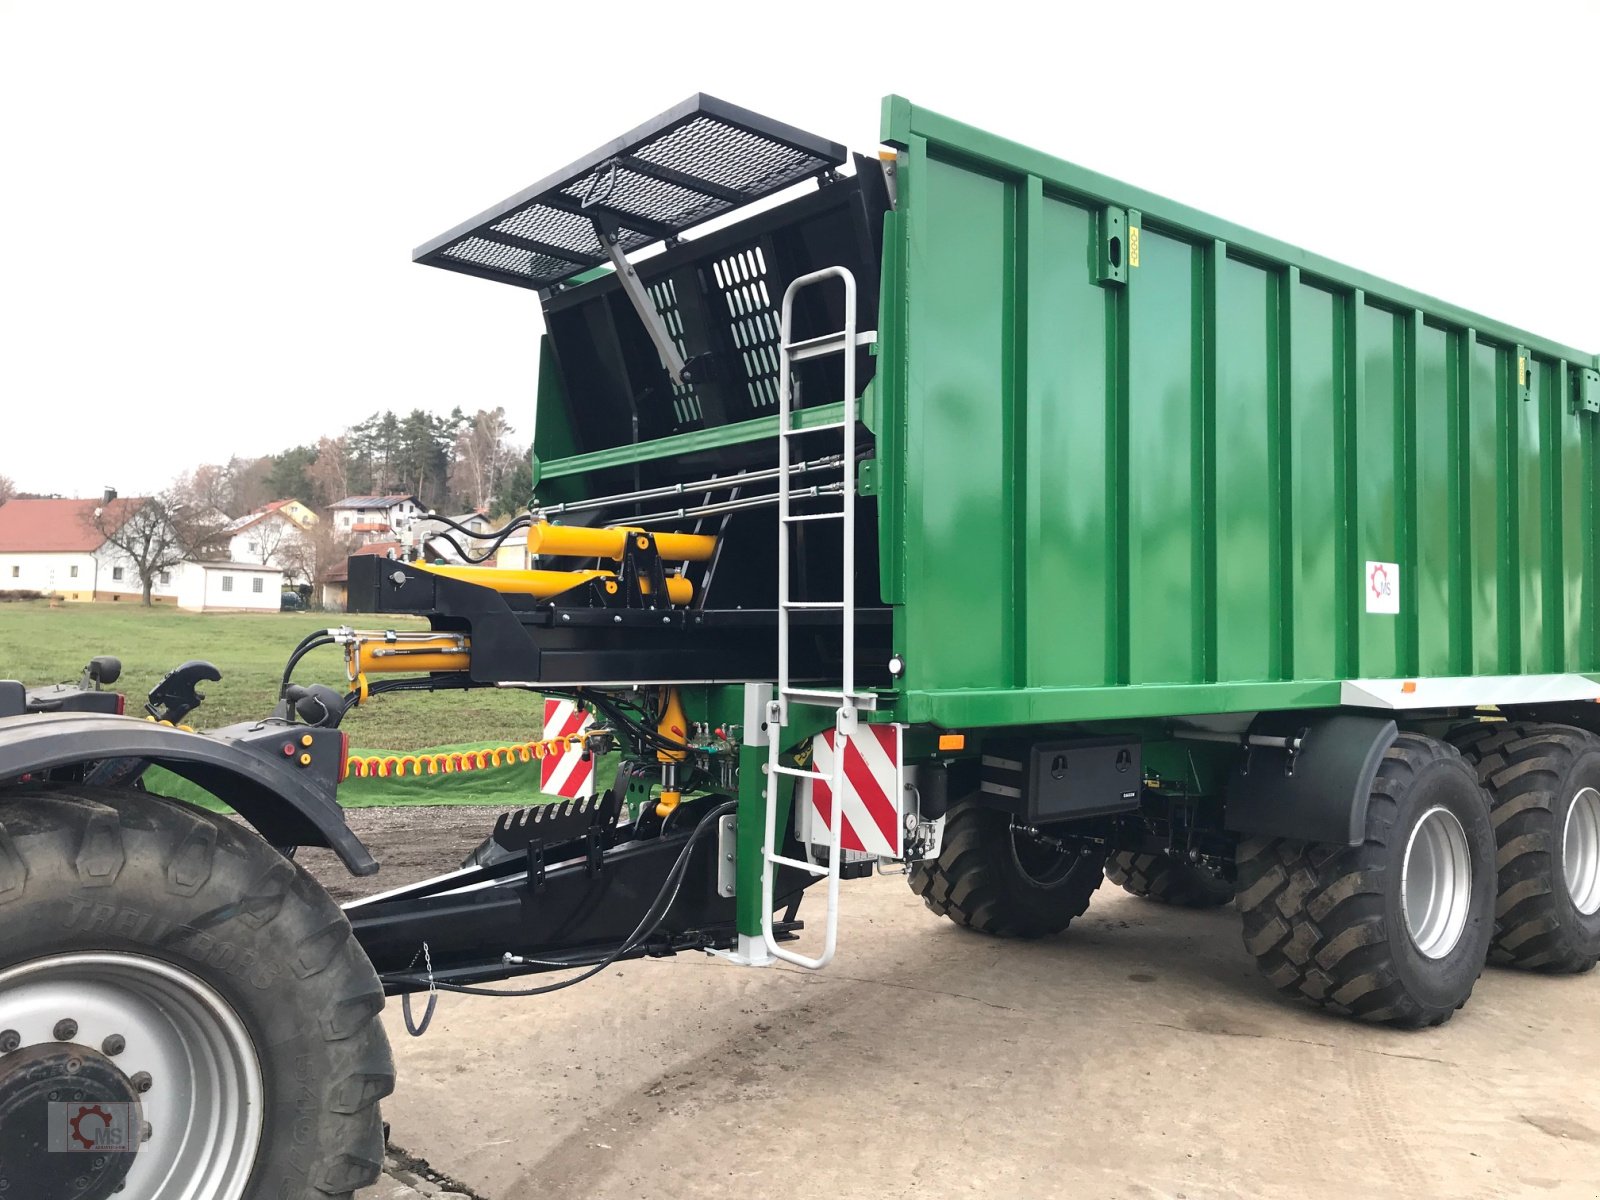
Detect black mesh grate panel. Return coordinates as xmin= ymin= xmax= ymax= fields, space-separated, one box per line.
xmin=562 ymin=167 xmax=732 ymax=230
xmin=489 ymin=204 xmax=651 ymax=257
xmin=415 ymin=95 xmax=845 ymax=291
xmin=442 ymin=236 xmax=585 ymax=282
xmin=633 ymin=116 xmax=828 ymax=194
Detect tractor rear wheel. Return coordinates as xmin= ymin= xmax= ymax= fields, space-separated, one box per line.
xmin=1448 ymin=722 xmax=1600 ymax=973
xmin=1235 ymin=733 xmax=1495 ymax=1028
xmin=908 ymin=799 xmax=1105 ymax=938
xmin=0 ymin=786 xmax=392 ymax=1200
xmin=1105 ymin=850 xmax=1235 ymax=908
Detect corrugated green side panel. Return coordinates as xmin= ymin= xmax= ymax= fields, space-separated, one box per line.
xmin=878 ymin=96 xmax=1600 ymax=728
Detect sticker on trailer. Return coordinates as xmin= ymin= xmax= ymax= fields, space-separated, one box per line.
xmin=540 ymin=698 xmax=594 ymax=799
xmin=1366 ymin=560 xmax=1400 ymax=615
xmin=798 ymin=723 xmax=903 ymax=858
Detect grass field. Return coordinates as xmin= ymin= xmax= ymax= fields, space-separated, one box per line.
xmin=0 ymin=600 xmax=563 ymax=807
xmin=0 ymin=599 xmax=541 ymax=749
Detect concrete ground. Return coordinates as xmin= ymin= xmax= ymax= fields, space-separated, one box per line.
xmin=359 ymin=875 xmax=1600 ymax=1200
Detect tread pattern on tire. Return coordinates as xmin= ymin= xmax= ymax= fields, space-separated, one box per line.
xmin=1449 ymin=721 xmax=1600 ymax=974
xmin=1105 ymin=850 xmax=1234 ymax=908
xmin=1235 ymin=733 xmax=1482 ymax=1028
xmin=909 ymin=801 xmax=1102 ymax=939
xmin=0 ymin=785 xmax=393 ymax=1199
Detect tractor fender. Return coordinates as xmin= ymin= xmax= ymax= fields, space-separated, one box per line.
xmin=1223 ymin=711 xmax=1399 ymax=846
xmin=0 ymin=711 xmax=378 ymax=876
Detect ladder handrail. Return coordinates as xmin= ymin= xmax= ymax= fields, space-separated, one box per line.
xmin=761 ymin=265 xmax=864 ymax=971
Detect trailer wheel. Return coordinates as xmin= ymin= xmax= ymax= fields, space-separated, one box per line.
xmin=1234 ymin=733 xmax=1494 ymax=1027
xmin=0 ymin=786 xmax=392 ymax=1200
xmin=1105 ymin=850 xmax=1235 ymax=908
xmin=908 ymin=799 xmax=1105 ymax=938
xmin=1447 ymin=722 xmax=1600 ymax=973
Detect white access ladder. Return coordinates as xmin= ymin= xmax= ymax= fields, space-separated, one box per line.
xmin=760 ymin=266 xmax=878 ymax=970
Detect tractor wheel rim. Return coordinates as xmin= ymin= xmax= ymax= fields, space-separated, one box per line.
xmin=1563 ymin=786 xmax=1600 ymax=916
xmin=1401 ymin=806 xmax=1473 ymax=960
xmin=0 ymin=952 xmax=263 ymax=1200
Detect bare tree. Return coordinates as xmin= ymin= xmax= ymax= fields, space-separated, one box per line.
xmin=241 ymin=514 xmax=293 ymax=566
xmin=0 ymin=475 xmax=14 ymax=507
xmin=448 ymin=408 xmax=517 ymax=512
xmin=280 ymin=520 xmax=356 ymax=598
xmin=86 ymin=487 xmax=230 ymax=606
xmin=307 ymin=435 xmax=350 ymax=509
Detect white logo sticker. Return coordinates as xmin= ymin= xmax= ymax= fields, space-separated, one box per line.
xmin=1366 ymin=561 xmax=1400 ymax=615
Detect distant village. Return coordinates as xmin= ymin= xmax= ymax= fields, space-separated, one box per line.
xmin=0 ymin=406 xmax=528 ymax=612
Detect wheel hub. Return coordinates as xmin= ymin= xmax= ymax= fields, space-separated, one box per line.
xmin=1401 ymin=805 xmax=1474 ymax=960
xmin=0 ymin=1042 xmax=141 ymax=1199
xmin=0 ymin=953 xmax=264 ymax=1200
xmin=1563 ymin=786 xmax=1600 ymax=916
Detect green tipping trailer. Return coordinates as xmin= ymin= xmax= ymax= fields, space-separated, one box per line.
xmin=3 ymin=94 xmax=1600 ymax=1200
xmin=6 ymin=94 xmax=1600 ymax=1197
xmin=384 ymin=94 xmax=1600 ymax=1029
xmin=14 ymin=103 xmax=1600 ymax=1197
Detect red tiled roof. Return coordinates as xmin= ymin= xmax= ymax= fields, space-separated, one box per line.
xmin=0 ymin=497 xmax=146 ymax=553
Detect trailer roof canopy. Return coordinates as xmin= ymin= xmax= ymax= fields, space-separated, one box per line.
xmin=413 ymin=95 xmax=846 ymax=292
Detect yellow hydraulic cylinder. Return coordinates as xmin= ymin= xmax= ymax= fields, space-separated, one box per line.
xmin=347 ymin=633 xmax=471 ymax=676
xmin=415 ymin=563 xmax=693 ymax=606
xmin=527 ymin=522 xmax=717 ymax=563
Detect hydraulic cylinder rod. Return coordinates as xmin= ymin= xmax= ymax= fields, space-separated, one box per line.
xmin=527 ymin=523 xmax=717 ymax=563
xmin=414 ymin=563 xmax=694 ymax=605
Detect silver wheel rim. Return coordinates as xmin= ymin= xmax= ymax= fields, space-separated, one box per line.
xmin=1401 ymin=806 xmax=1473 ymax=960
xmin=0 ymin=952 xmax=263 ymax=1200
xmin=1564 ymin=786 xmax=1600 ymax=916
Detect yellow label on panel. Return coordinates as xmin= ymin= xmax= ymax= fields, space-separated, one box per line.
xmin=1518 ymin=356 xmax=1527 ymax=387
xmin=1129 ymin=226 xmax=1141 ymax=268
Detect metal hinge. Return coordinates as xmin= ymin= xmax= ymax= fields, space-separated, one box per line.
xmin=1576 ymin=367 xmax=1600 ymax=416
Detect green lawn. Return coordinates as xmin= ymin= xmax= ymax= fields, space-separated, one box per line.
xmin=0 ymin=601 xmax=559 ymax=807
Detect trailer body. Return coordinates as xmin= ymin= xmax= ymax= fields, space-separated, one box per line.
xmin=514 ymin=98 xmax=1600 ymax=729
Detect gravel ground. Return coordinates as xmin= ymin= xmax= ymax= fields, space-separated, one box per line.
xmin=311 ymin=808 xmax=1600 ymax=1200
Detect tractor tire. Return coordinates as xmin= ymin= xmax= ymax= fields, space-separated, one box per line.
xmin=0 ymin=785 xmax=392 ymax=1199
xmin=1447 ymin=722 xmax=1600 ymax=973
xmin=908 ymin=799 xmax=1105 ymax=938
xmin=1105 ymin=850 xmax=1235 ymax=908
xmin=1235 ymin=733 xmax=1495 ymax=1028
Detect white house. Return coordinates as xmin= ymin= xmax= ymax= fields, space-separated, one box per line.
xmin=0 ymin=497 xmax=283 ymax=611
xmin=171 ymin=561 xmax=284 ymax=612
xmin=0 ymin=496 xmax=178 ymax=603
xmin=225 ymin=499 xmax=317 ymax=581
xmin=328 ymin=495 xmax=423 ymax=545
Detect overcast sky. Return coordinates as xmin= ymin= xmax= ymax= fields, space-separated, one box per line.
xmin=2 ymin=0 xmax=1596 ymax=500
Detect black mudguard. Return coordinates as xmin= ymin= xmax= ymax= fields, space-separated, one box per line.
xmin=0 ymin=712 xmax=377 ymax=875
xmin=1223 ymin=711 xmax=1399 ymax=846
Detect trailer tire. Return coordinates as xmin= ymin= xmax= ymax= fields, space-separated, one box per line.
xmin=1105 ymin=850 xmax=1235 ymax=908
xmin=1234 ymin=733 xmax=1495 ymax=1028
xmin=908 ymin=799 xmax=1105 ymax=938
xmin=0 ymin=785 xmax=392 ymax=1199
xmin=1447 ymin=722 xmax=1600 ymax=974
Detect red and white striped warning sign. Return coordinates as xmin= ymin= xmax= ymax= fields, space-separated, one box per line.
xmin=801 ymin=723 xmax=903 ymax=858
xmin=540 ymin=698 xmax=595 ymax=799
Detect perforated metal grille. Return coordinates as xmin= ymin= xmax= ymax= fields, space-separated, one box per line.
xmin=489 ymin=204 xmax=650 ymax=257
xmin=442 ymin=236 xmax=584 ymax=282
xmin=562 ymin=167 xmax=732 ymax=230
xmin=713 ymin=247 xmax=782 ymax=412
xmin=633 ymin=116 xmax=828 ymax=194
xmin=647 ymin=278 xmax=703 ymax=428
xmin=415 ymin=95 xmax=845 ymax=291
